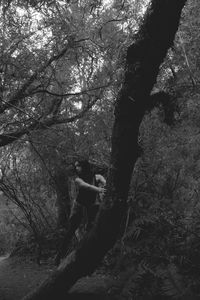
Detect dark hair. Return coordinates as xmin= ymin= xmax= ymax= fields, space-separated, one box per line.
xmin=74 ymin=159 xmax=93 ymax=183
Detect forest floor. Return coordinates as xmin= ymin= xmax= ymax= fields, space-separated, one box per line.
xmin=0 ymin=254 xmax=118 ymax=300
xmin=0 ymin=254 xmax=54 ymax=300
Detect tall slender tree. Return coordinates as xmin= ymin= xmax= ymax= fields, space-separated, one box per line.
xmin=22 ymin=0 xmax=188 ymax=299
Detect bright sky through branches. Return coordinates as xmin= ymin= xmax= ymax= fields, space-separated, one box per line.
xmin=103 ymin=0 xmax=114 ymax=8
xmin=14 ymin=7 xmax=52 ymax=51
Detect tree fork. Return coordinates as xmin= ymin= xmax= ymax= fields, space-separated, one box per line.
xmin=22 ymin=1 xmax=187 ymax=299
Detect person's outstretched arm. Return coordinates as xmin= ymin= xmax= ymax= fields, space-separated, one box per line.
xmin=95 ymin=174 xmax=106 ymax=186
xmin=75 ymin=177 xmax=106 ymax=194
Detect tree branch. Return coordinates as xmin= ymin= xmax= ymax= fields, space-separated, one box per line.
xmin=0 ymin=95 xmax=100 ymax=147
xmin=30 ymin=83 xmax=111 ymax=97
xmin=0 ymin=38 xmax=89 ymax=114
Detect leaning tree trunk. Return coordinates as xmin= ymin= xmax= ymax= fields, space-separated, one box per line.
xmin=22 ymin=1 xmax=187 ymax=299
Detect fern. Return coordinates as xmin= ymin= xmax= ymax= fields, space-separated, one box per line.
xmin=161 ymin=264 xmax=185 ymax=299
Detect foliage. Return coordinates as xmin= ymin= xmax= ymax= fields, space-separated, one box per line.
xmin=156 ymin=0 xmax=200 ymax=90
xmin=0 ymin=0 xmax=147 ymax=251
xmin=1 ymin=0 xmax=200 ymax=298
xmin=0 ymin=140 xmax=57 ymax=258
xmin=101 ymin=85 xmax=200 ymax=299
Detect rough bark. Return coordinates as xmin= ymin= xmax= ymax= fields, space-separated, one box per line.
xmin=22 ymin=1 xmax=187 ymax=299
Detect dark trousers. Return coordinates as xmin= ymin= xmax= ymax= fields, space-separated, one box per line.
xmin=55 ymin=202 xmax=99 ymax=265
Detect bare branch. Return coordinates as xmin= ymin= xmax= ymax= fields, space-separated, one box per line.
xmin=30 ymin=83 xmax=111 ymax=97
xmin=0 ymin=94 xmax=100 ymax=147
xmin=0 ymin=39 xmax=75 ymax=114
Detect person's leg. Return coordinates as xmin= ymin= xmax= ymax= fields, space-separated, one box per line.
xmin=55 ymin=203 xmax=83 ymax=265
xmin=85 ymin=204 xmax=99 ymax=231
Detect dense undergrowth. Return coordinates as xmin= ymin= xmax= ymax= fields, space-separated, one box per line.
xmin=4 ymin=89 xmax=200 ymax=299
xmin=100 ymin=89 xmax=200 ymax=300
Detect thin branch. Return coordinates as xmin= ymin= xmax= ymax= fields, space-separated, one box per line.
xmin=29 ymin=138 xmax=55 ymax=184
xmin=98 ymin=18 xmax=126 ymax=40
xmin=0 ymin=39 xmax=88 ymax=114
xmin=30 ymin=83 xmax=111 ymax=97
xmin=0 ymin=94 xmax=100 ymax=147
xmin=178 ymin=32 xmax=197 ymax=87
xmin=0 ymin=98 xmax=43 ymax=124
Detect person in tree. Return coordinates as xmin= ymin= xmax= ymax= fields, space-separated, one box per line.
xmin=55 ymin=159 xmax=106 ymax=265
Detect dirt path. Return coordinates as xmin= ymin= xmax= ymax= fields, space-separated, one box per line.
xmin=0 ymin=255 xmax=54 ymax=300
xmin=0 ymin=255 xmax=118 ymax=300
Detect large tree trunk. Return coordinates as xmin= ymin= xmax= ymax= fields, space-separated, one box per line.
xmin=22 ymin=1 xmax=187 ymax=299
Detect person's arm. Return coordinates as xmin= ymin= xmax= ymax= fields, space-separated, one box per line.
xmin=95 ymin=174 xmax=106 ymax=186
xmin=75 ymin=177 xmax=105 ymax=193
